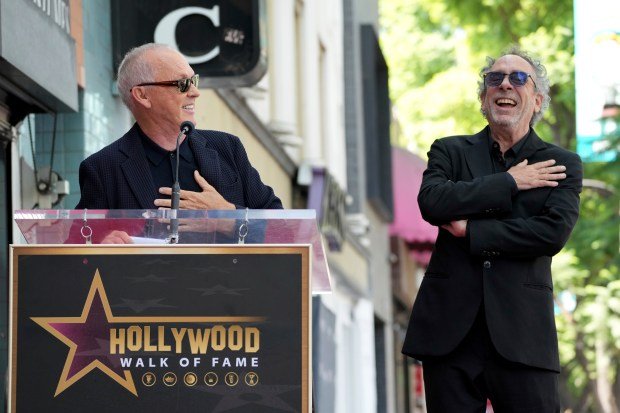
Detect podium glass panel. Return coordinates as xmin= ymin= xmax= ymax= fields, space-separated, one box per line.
xmin=14 ymin=209 xmax=331 ymax=293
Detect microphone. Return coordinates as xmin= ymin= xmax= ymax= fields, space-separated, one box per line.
xmin=172 ymin=121 xmax=194 ymax=210
xmin=168 ymin=121 xmax=195 ymax=244
xmin=180 ymin=120 xmax=195 ymax=135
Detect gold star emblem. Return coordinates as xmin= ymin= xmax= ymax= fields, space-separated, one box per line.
xmin=31 ymin=270 xmax=137 ymax=396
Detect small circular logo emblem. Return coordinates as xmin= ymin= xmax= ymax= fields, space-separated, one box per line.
xmin=142 ymin=372 xmax=156 ymax=387
xmin=224 ymin=372 xmax=239 ymax=387
xmin=184 ymin=372 xmax=198 ymax=386
xmin=244 ymin=372 xmax=259 ymax=386
xmin=163 ymin=372 xmax=177 ymax=387
xmin=204 ymin=372 xmax=218 ymax=386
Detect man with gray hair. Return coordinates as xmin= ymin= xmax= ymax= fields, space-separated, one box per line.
xmin=76 ymin=43 xmax=281 ymax=223
xmin=402 ymin=47 xmax=582 ymax=411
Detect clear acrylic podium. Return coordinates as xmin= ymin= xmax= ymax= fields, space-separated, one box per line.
xmin=14 ymin=209 xmax=331 ymax=293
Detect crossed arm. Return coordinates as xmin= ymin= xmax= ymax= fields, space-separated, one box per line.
xmin=441 ymin=158 xmax=568 ymax=236
xmin=419 ymin=139 xmax=582 ymax=258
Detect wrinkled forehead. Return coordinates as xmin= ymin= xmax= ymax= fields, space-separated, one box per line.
xmin=146 ymin=48 xmax=193 ymax=79
xmin=490 ymin=54 xmax=534 ymax=74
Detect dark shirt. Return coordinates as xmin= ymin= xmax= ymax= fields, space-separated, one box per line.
xmin=139 ymin=128 xmax=202 ymax=198
xmin=487 ymin=129 xmax=530 ymax=195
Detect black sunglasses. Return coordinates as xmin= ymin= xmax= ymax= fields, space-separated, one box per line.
xmin=134 ymin=74 xmax=199 ymax=93
xmin=483 ymin=71 xmax=537 ymax=89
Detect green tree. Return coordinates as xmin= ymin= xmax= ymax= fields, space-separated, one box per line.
xmin=380 ymin=0 xmax=620 ymax=411
xmin=380 ymin=0 xmax=575 ymax=153
xmin=558 ymin=142 xmax=620 ymax=412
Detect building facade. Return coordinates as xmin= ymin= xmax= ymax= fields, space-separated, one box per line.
xmin=1 ymin=0 xmax=401 ymax=411
xmin=1 ymin=2 xmax=80 ymax=407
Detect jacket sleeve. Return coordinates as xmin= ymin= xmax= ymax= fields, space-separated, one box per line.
xmin=418 ymin=139 xmax=514 ymax=226
xmin=230 ymin=135 xmax=283 ymax=209
xmin=468 ymin=151 xmax=582 ymax=258
xmin=75 ymin=159 xmax=109 ymax=209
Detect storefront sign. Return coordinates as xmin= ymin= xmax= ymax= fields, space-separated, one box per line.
xmin=307 ymin=167 xmax=346 ymax=252
xmin=0 ymin=0 xmax=78 ymax=113
xmin=30 ymin=0 xmax=71 ymax=34
xmin=111 ymin=0 xmax=265 ymax=87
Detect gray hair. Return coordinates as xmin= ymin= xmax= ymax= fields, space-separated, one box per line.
xmin=117 ymin=43 xmax=176 ymax=110
xmin=478 ymin=46 xmax=551 ymax=126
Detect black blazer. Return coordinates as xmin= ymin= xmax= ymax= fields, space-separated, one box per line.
xmin=402 ymin=127 xmax=582 ymax=372
xmin=76 ymin=124 xmax=282 ymax=210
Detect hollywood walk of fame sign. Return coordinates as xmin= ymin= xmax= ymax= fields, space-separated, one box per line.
xmin=9 ymin=245 xmax=310 ymax=413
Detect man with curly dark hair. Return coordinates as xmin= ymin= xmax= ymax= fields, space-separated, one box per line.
xmin=403 ymin=47 xmax=582 ymax=412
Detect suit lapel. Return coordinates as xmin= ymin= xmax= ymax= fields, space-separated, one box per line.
xmin=119 ymin=125 xmax=158 ymax=209
xmin=188 ymin=133 xmax=222 ymax=189
xmin=464 ymin=128 xmax=494 ymax=178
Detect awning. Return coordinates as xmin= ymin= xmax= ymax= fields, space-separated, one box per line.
xmin=389 ymin=146 xmax=437 ymax=265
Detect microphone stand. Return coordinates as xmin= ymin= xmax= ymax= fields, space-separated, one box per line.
xmin=167 ymin=123 xmax=193 ymax=244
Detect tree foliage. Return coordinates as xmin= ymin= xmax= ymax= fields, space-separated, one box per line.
xmin=380 ymin=0 xmax=620 ymax=411
xmin=558 ymin=142 xmax=620 ymax=412
xmin=380 ymin=0 xmax=575 ymax=153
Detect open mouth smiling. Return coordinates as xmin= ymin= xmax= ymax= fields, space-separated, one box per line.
xmin=495 ymin=98 xmax=517 ymax=107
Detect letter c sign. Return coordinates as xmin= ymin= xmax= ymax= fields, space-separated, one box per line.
xmin=154 ymin=6 xmax=221 ymax=64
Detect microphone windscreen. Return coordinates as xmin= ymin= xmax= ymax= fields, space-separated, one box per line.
xmin=180 ymin=121 xmax=195 ymax=134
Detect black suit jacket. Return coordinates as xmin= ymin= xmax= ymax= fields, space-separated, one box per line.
xmin=76 ymin=124 xmax=282 ymax=210
xmin=402 ymin=127 xmax=582 ymax=372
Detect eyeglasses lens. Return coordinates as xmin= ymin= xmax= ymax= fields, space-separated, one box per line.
xmin=177 ymin=75 xmax=199 ymax=92
xmin=178 ymin=79 xmax=189 ymax=93
xmin=509 ymin=72 xmax=529 ymax=86
xmin=485 ymin=71 xmax=529 ymax=87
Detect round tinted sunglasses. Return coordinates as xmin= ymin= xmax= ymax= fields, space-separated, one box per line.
xmin=134 ymin=74 xmax=199 ymax=93
xmin=483 ymin=71 xmax=537 ymax=89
